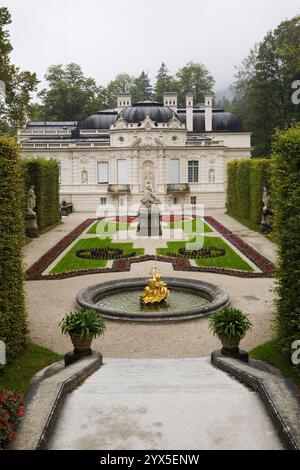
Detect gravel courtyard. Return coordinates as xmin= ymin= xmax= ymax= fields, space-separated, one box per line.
xmin=23 ymin=210 xmax=278 ymax=357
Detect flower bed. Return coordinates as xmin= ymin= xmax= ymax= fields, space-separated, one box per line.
xmin=0 ymin=390 xmax=25 ymax=448
xmin=76 ymin=247 xmax=136 ymax=260
xmin=167 ymin=246 xmax=226 ymax=259
xmin=204 ymin=216 xmax=276 ymax=273
xmin=26 ymin=217 xmax=276 ymax=280
xmin=26 ymin=218 xmax=97 ymax=280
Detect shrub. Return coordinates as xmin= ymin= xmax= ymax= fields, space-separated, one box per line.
xmin=227 ymin=158 xmax=271 ymax=225
xmin=59 ymin=308 xmax=106 ymax=341
xmin=209 ymin=306 xmax=252 ymax=340
xmin=249 ymin=159 xmax=270 ymax=224
xmin=237 ymin=160 xmax=251 ymax=218
xmin=0 ymin=136 xmax=27 ymax=361
xmin=0 ymin=389 xmax=25 ymax=448
xmin=271 ymin=125 xmax=300 ymax=362
xmin=23 ymin=158 xmax=60 ymax=231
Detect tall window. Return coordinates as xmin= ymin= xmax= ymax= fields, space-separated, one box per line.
xmin=188 ymin=160 xmax=199 ymax=183
xmin=97 ymin=162 xmax=109 ymax=183
xmin=170 ymin=159 xmax=180 ymax=184
xmin=117 ymin=159 xmax=128 ymax=185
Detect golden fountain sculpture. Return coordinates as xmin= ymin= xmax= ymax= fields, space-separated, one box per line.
xmin=140 ymin=267 xmax=170 ymax=305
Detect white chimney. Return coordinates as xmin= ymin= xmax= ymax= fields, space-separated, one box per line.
xmin=163 ymin=92 xmax=178 ymax=112
xmin=205 ymin=94 xmax=213 ymax=132
xmin=116 ymin=93 xmax=131 ymax=111
xmin=186 ymin=94 xmax=193 ymax=132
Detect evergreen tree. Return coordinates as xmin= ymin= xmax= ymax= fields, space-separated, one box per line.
xmin=154 ymin=62 xmax=178 ymax=102
xmin=132 ymin=71 xmax=153 ymax=101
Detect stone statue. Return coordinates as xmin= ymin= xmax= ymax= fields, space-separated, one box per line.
xmin=140 ymin=180 xmax=161 ymax=209
xmin=25 ymin=185 xmax=39 ymax=238
xmin=261 ymin=186 xmax=272 ymax=234
xmin=144 ymin=165 xmax=153 ymax=184
xmin=27 ymin=185 xmax=36 ymax=215
xmin=81 ymin=170 xmax=88 ymax=184
xmin=209 ymin=168 xmax=215 ymax=183
xmin=137 ymin=180 xmax=162 ymax=236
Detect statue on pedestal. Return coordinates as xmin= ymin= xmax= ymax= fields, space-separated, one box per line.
xmin=260 ymin=186 xmax=272 ymax=234
xmin=137 ymin=179 xmax=162 ymax=237
xmin=25 ymin=185 xmax=39 ymax=238
xmin=26 ymin=185 xmax=36 ymax=215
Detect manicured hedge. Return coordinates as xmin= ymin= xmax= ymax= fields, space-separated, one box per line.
xmin=249 ymin=160 xmax=270 ymax=224
xmin=0 ymin=136 xmax=27 ymax=361
xmin=270 ymin=125 xmax=300 ymax=362
xmin=23 ymin=159 xmax=60 ymax=231
xmin=227 ymin=158 xmax=270 ymax=224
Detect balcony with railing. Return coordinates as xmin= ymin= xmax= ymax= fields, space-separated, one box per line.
xmin=167 ymin=183 xmax=190 ymax=193
xmin=107 ymin=184 xmax=131 ymax=194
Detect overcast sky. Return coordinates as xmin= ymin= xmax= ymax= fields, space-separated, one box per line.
xmin=2 ymin=0 xmax=300 ymax=94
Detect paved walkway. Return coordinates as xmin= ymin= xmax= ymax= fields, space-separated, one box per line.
xmin=48 ymin=358 xmax=283 ymax=450
xmin=208 ymin=209 xmax=277 ymax=263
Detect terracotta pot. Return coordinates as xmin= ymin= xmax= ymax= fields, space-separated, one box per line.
xmin=69 ymin=332 xmax=93 ymax=352
xmin=220 ymin=335 xmax=240 ymax=352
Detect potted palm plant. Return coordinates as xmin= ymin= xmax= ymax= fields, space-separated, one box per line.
xmin=209 ymin=307 xmax=252 ymax=353
xmin=59 ymin=308 xmax=106 ymax=353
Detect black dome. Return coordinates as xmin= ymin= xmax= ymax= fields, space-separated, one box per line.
xmin=79 ymin=110 xmax=118 ymax=130
xmin=121 ymin=100 xmax=175 ymax=124
xmin=177 ymin=110 xmax=244 ymax=132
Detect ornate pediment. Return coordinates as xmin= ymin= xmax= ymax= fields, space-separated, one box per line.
xmin=130 ymin=134 xmax=166 ymax=150
xmin=112 ymin=114 xmax=128 ymax=130
xmin=169 ymin=113 xmax=184 ymax=129
xmin=139 ymin=114 xmax=156 ymax=130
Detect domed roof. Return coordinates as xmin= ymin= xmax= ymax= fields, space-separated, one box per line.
xmin=177 ymin=110 xmax=244 ymax=132
xmin=79 ymin=110 xmax=118 ymax=130
xmin=121 ymin=100 xmax=175 ymax=124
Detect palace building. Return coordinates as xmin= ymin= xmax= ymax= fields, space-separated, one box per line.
xmin=18 ymin=93 xmax=251 ymax=212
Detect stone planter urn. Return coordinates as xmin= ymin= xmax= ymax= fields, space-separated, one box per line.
xmin=220 ymin=335 xmax=240 ymax=354
xmin=69 ymin=332 xmax=93 ymax=353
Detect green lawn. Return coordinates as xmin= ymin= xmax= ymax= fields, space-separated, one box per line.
xmin=250 ymin=340 xmax=300 ymax=387
xmin=168 ymin=218 xmax=213 ymax=234
xmin=0 ymin=343 xmax=62 ymax=393
xmin=157 ymin=236 xmax=253 ymax=271
xmin=51 ymin=237 xmax=144 ymax=273
xmin=87 ymin=220 xmax=131 ymax=235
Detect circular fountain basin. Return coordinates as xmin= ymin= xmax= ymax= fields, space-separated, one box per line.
xmin=76 ymin=278 xmax=229 ymax=322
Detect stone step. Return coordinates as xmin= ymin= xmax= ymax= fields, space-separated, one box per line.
xmin=48 ymin=357 xmax=283 ymax=450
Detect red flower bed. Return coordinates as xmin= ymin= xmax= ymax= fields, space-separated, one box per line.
xmin=0 ymin=390 xmax=25 ymax=448
xmin=161 ymin=215 xmax=189 ymax=222
xmin=204 ymin=216 xmax=276 ymax=274
xmin=26 ymin=218 xmax=97 ymax=280
xmin=113 ymin=216 xmax=138 ymax=223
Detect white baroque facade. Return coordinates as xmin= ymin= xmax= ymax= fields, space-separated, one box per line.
xmin=18 ymin=93 xmax=251 ymax=212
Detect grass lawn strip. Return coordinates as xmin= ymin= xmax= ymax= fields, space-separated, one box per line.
xmin=250 ymin=341 xmax=300 ymax=389
xmin=51 ymin=237 xmax=144 ymax=274
xmin=0 ymin=343 xmax=62 ymax=393
xmin=157 ymin=236 xmax=253 ymax=272
xmin=168 ymin=218 xmax=213 ymax=234
xmin=87 ymin=220 xmax=131 ymax=235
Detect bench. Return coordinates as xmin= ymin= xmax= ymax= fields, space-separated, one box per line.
xmin=60 ymin=200 xmax=73 ymax=216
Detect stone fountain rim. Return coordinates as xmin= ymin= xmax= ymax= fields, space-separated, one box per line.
xmin=76 ymin=277 xmax=230 ymax=323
